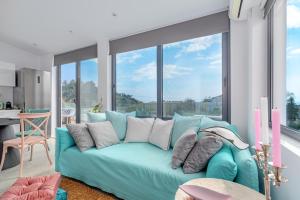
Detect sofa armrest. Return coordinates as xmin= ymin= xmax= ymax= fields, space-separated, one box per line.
xmin=232 ymin=147 xmax=259 ymax=191
xmin=55 ymin=127 xmax=75 ymax=172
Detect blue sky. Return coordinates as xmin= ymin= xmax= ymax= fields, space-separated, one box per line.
xmin=287 ymin=0 xmax=300 ymax=103
xmin=116 ymin=33 xmax=222 ymax=103
xmin=61 ymin=59 xmax=98 ymax=85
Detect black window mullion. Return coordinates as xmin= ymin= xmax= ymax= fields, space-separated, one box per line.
xmin=57 ymin=65 xmax=62 ymax=127
xmin=76 ymin=61 xmax=81 ymax=123
xmin=222 ymin=32 xmax=230 ymax=122
xmin=157 ymin=45 xmax=163 ymax=118
xmin=112 ymin=54 xmax=117 ymax=111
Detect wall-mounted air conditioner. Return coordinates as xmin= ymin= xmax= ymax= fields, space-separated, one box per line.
xmin=229 ymin=0 xmax=268 ymax=20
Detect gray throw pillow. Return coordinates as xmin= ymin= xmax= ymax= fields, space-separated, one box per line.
xmin=66 ymin=123 xmax=95 ymax=152
xmin=171 ymin=128 xmax=197 ymax=169
xmin=183 ymin=135 xmax=223 ymax=174
xmin=87 ymin=121 xmax=120 ymax=149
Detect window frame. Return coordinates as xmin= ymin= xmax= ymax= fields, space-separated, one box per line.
xmin=54 ymin=45 xmax=98 ymax=127
xmin=111 ymin=33 xmax=230 ymax=121
xmin=268 ymin=1 xmax=300 ymax=141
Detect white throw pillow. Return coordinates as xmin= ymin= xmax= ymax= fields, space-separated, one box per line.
xmin=149 ymin=118 xmax=174 ymax=150
xmin=125 ymin=117 xmax=155 ymax=142
xmin=87 ymin=121 xmax=119 ymax=149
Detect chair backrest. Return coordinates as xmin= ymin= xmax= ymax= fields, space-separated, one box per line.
xmin=18 ymin=112 xmax=51 ymax=141
xmin=24 ymin=109 xmax=50 ymax=131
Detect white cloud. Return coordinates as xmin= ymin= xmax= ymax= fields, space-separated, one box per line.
xmin=132 ymin=62 xmax=192 ymax=81
xmin=287 ymin=48 xmax=300 ymax=58
xmin=164 ymin=64 xmax=193 ymax=79
xmin=184 ymin=36 xmax=217 ymax=52
xmin=132 ymin=62 xmax=156 ymax=81
xmin=175 ymin=35 xmax=220 ymax=58
xmin=287 ymin=5 xmax=300 ymax=29
xmin=164 ymin=42 xmax=183 ymax=48
xmin=290 ymin=48 xmax=300 ymax=55
xmin=196 ymin=53 xmax=222 ymax=68
xmin=117 ymin=52 xmax=142 ymax=64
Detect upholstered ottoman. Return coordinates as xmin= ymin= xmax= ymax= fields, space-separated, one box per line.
xmin=0 ymin=173 xmax=61 ymax=200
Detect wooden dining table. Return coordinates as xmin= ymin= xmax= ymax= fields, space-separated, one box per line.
xmin=0 ymin=118 xmax=20 ymax=170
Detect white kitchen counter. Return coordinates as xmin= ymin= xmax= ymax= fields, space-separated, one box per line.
xmin=0 ymin=110 xmax=21 ymax=119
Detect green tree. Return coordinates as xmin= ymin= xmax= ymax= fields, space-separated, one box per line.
xmin=62 ymin=80 xmax=76 ymax=104
xmin=287 ymin=92 xmax=299 ymax=121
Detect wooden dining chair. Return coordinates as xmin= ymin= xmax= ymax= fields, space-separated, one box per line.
xmin=0 ymin=112 xmax=52 ymax=177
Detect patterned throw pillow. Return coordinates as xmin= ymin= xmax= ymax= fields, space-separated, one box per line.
xmin=171 ymin=128 xmax=197 ymax=169
xmin=183 ymin=135 xmax=223 ymax=174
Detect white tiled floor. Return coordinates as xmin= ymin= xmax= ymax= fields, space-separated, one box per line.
xmin=0 ymin=138 xmax=55 ymax=194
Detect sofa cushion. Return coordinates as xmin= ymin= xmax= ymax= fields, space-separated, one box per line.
xmin=125 ymin=117 xmax=155 ymax=143
xmin=172 ymin=128 xmax=197 ymax=169
xmin=231 ymin=147 xmax=259 ymax=191
xmin=206 ymin=145 xmax=237 ymax=181
xmin=149 ymin=118 xmax=174 ymax=150
xmin=59 ymin=143 xmax=204 ymax=200
xmin=183 ymin=135 xmax=223 ymax=174
xmin=171 ymin=113 xmax=202 ymax=147
xmin=87 ymin=112 xmax=106 ymax=123
xmin=199 ymin=116 xmax=230 ymax=129
xmin=87 ymin=121 xmax=120 ymax=149
xmin=106 ymin=111 xmax=136 ymax=140
xmin=66 ymin=124 xmax=95 ymax=152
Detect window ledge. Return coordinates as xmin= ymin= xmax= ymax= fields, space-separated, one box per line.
xmin=281 ymin=134 xmax=300 ymax=157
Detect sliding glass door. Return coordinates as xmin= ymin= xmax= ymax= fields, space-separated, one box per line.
xmin=58 ymin=58 xmax=98 ymax=126
xmin=60 ymin=62 xmax=77 ymax=125
xmin=80 ymin=58 xmax=98 ymax=122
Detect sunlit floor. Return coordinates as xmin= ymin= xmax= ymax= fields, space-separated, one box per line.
xmin=0 ymin=138 xmax=55 ymax=194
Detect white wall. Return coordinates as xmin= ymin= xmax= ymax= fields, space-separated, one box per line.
xmin=230 ymin=20 xmax=249 ymax=141
xmin=97 ymin=39 xmax=112 ymax=111
xmin=0 ymin=41 xmax=41 ymax=69
xmin=0 ymin=40 xmax=53 ymax=71
xmin=247 ymin=7 xmax=268 ymax=145
xmin=0 ymin=86 xmax=13 ymax=103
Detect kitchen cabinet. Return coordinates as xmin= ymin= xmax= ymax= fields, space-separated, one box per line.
xmin=0 ymin=61 xmax=15 ymax=87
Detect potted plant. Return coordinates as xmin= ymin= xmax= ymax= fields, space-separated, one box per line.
xmin=87 ymin=99 xmax=106 ymax=122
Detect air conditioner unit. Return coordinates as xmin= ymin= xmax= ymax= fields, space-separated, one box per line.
xmin=229 ymin=0 xmax=268 ymax=20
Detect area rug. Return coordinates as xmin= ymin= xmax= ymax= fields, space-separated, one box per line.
xmin=60 ymin=177 xmax=117 ymax=200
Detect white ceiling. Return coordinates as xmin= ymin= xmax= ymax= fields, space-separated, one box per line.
xmin=0 ymin=0 xmax=228 ymax=55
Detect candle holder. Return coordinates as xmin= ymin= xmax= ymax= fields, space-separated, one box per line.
xmin=252 ymin=143 xmax=288 ymax=200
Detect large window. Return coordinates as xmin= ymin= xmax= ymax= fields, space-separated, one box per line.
xmin=269 ymin=0 xmax=300 ymax=140
xmin=163 ymin=34 xmax=223 ymax=118
xmin=115 ymin=47 xmax=157 ymax=117
xmin=286 ymin=0 xmax=300 ymax=132
xmin=113 ymin=33 xmax=228 ymax=119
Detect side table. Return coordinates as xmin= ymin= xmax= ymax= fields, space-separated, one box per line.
xmin=175 ymin=178 xmax=265 ymax=200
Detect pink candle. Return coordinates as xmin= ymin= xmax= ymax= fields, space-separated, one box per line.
xmin=272 ymin=109 xmax=281 ymax=167
xmin=255 ymin=109 xmax=262 ymax=151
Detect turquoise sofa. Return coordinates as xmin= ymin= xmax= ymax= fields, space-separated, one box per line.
xmin=55 ymin=127 xmax=259 ymax=200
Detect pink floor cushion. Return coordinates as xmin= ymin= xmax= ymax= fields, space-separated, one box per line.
xmin=0 ymin=172 xmax=61 ymax=200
